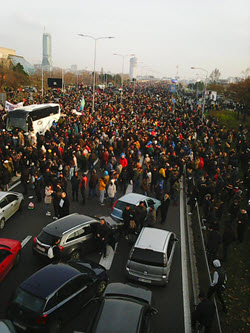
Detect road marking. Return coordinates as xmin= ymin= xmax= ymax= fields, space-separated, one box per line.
xmin=8 ymin=181 xmax=21 ymax=191
xmin=21 ymin=235 xmax=32 ymax=248
xmin=180 ymin=178 xmax=191 ymax=333
xmin=99 ymin=243 xmax=118 ymax=270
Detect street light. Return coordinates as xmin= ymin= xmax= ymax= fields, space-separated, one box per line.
xmin=78 ymin=34 xmax=114 ymax=113
xmin=113 ymin=53 xmax=134 ymax=103
xmin=191 ymin=67 xmax=209 ymax=122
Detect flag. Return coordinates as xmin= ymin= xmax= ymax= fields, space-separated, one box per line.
xmin=79 ymin=96 xmax=85 ymax=111
xmin=5 ymin=101 xmax=23 ymax=111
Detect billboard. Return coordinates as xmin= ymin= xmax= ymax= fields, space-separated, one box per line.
xmin=48 ymin=78 xmax=63 ymax=88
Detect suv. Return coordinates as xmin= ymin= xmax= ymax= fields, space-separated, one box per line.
xmin=32 ymin=214 xmax=117 ymax=260
xmin=126 ymin=227 xmax=178 ymax=285
xmin=86 ymin=283 xmax=158 ymax=333
xmin=8 ymin=260 xmax=108 ymax=332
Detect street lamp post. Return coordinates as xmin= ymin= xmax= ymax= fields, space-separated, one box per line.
xmin=78 ymin=34 xmax=114 ymax=113
xmin=191 ymin=67 xmax=209 ymax=122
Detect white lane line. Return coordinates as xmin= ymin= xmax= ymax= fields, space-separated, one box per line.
xmin=180 ymin=178 xmax=191 ymax=333
xmin=21 ymin=235 xmax=32 ymax=248
xmin=99 ymin=243 xmax=118 ymax=270
xmin=8 ymin=181 xmax=21 ymax=192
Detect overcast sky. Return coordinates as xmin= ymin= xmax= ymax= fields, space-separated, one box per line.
xmin=1 ymin=0 xmax=249 ymax=79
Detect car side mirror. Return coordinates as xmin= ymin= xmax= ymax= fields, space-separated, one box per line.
xmin=174 ymin=238 xmax=179 ymax=242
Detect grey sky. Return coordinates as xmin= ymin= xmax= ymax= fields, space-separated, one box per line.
xmin=1 ymin=0 xmax=249 ymax=79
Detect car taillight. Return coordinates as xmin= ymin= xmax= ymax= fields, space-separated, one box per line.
xmin=163 ymin=253 xmax=167 ymax=267
xmin=36 ymin=314 xmax=48 ymax=325
xmin=33 ymin=237 xmax=37 ymax=243
xmin=58 ymin=246 xmax=63 ymax=251
xmin=112 ymin=200 xmax=118 ymax=211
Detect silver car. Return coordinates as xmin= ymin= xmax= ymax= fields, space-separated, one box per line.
xmin=0 ymin=191 xmax=24 ymax=230
xmin=111 ymin=193 xmax=161 ymax=223
xmin=126 ymin=227 xmax=178 ymax=285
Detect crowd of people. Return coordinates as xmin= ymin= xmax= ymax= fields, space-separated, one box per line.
xmin=0 ymin=82 xmax=249 ymax=330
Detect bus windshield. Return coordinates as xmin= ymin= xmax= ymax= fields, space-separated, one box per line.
xmin=7 ymin=111 xmax=28 ymax=132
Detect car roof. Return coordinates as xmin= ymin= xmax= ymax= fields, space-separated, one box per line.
xmin=136 ymin=227 xmax=171 ymax=251
xmin=0 ymin=191 xmax=21 ymax=199
xmin=104 ymin=283 xmax=152 ymax=304
xmin=93 ymin=298 xmax=144 ymax=333
xmin=117 ymin=193 xmax=148 ymax=205
xmin=20 ymin=263 xmax=82 ymax=299
xmin=43 ymin=213 xmax=97 ymax=237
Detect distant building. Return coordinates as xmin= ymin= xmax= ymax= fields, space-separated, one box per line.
xmin=0 ymin=46 xmax=34 ymax=74
xmin=42 ymin=33 xmax=52 ymax=71
xmin=70 ymin=64 xmax=78 ymax=73
xmin=129 ymin=56 xmax=137 ymax=79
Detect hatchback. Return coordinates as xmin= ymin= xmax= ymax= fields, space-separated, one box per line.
xmin=0 ymin=191 xmax=24 ymax=230
xmin=111 ymin=193 xmax=161 ymax=223
xmin=86 ymin=282 xmax=158 ymax=333
xmin=8 ymin=260 xmax=108 ymax=332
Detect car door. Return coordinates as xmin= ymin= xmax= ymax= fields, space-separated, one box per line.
xmin=166 ymin=234 xmax=176 ymax=278
xmin=0 ymin=249 xmax=13 ymax=282
xmin=63 ymin=224 xmax=94 ymax=256
xmin=0 ymin=197 xmax=11 ymax=221
xmin=5 ymin=194 xmax=19 ymax=218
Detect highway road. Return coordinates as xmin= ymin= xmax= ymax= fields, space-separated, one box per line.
xmin=0 ymin=179 xmax=185 ymax=333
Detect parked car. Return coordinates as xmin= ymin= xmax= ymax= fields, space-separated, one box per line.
xmin=126 ymin=227 xmax=178 ymax=285
xmin=111 ymin=193 xmax=161 ymax=223
xmin=8 ymin=260 xmax=108 ymax=332
xmin=0 ymin=320 xmax=17 ymax=333
xmin=0 ymin=238 xmax=21 ymax=283
xmin=86 ymin=282 xmax=158 ymax=333
xmin=32 ymin=214 xmax=119 ymax=261
xmin=0 ymin=192 xmax=24 ymax=230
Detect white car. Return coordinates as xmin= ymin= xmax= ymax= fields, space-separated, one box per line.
xmin=0 ymin=191 xmax=24 ymax=230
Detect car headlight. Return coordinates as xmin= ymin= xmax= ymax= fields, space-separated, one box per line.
xmin=162 ymin=275 xmax=167 ymax=279
xmin=126 ymin=267 xmax=130 ymax=272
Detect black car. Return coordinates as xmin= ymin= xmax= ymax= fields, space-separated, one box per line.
xmin=86 ymin=283 xmax=158 ymax=333
xmin=8 ymin=260 xmax=108 ymax=332
xmin=32 ymin=214 xmax=119 ymax=261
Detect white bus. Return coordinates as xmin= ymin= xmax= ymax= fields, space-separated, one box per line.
xmin=6 ymin=103 xmax=61 ymax=135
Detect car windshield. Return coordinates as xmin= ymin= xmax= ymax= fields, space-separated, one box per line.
xmin=116 ymin=201 xmax=135 ymax=211
xmin=13 ymin=288 xmax=45 ymax=314
xmin=131 ymin=248 xmax=165 ymax=267
xmin=37 ymin=230 xmax=59 ymax=246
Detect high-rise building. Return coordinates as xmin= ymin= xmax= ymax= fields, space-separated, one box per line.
xmin=129 ymin=56 xmax=137 ymax=79
xmin=42 ymin=33 xmax=52 ymax=71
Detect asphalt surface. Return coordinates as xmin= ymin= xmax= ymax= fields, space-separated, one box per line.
xmin=0 ymin=180 xmax=184 ymax=333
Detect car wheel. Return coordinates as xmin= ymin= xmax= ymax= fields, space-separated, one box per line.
xmin=48 ymin=319 xmax=62 ymax=333
xmin=0 ymin=218 xmax=5 ymax=230
xmin=97 ymin=280 xmax=107 ymax=295
xmin=70 ymin=250 xmax=81 ymax=260
xmin=18 ymin=200 xmax=24 ymax=212
xmin=14 ymin=251 xmax=21 ymax=266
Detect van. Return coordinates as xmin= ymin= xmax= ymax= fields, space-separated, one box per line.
xmin=126 ymin=227 xmax=178 ymax=286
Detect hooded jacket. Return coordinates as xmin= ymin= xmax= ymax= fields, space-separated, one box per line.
xmin=211 ymin=260 xmax=227 ymax=288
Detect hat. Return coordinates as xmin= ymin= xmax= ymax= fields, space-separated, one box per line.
xmin=4 ymin=160 xmax=8 ymax=164
xmin=213 ymin=259 xmax=221 ymax=268
xmin=104 ymin=171 xmax=108 ymax=176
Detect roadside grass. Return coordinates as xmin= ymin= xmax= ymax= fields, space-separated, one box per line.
xmin=208 ymin=110 xmax=250 ymax=130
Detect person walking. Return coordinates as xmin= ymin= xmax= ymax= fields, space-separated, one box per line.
xmin=207 ymin=259 xmax=227 ymax=313
xmin=88 ymin=169 xmax=98 ymax=199
xmin=33 ymin=173 xmax=43 ymax=202
xmin=134 ymin=201 xmax=147 ymax=230
xmin=44 ymin=185 xmax=53 ymax=216
xmin=80 ymin=173 xmax=88 ymax=205
xmin=122 ymin=204 xmax=134 ymax=237
xmin=71 ymin=171 xmax=80 ymax=201
xmin=107 ymin=179 xmax=117 ymax=206
xmin=99 ymin=177 xmax=106 ymax=206
xmin=191 ymin=291 xmax=216 ymax=333
xmin=58 ymin=192 xmax=70 ymax=218
xmin=145 ymin=206 xmax=157 ymax=227
xmin=161 ymin=193 xmax=170 ymax=224
xmin=96 ymin=218 xmax=110 ymax=258
xmin=206 ymin=227 xmax=222 ymax=266
xmin=236 ymin=209 xmax=248 ymax=243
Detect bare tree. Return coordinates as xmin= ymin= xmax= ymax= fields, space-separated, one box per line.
xmin=209 ymin=68 xmax=221 ymax=82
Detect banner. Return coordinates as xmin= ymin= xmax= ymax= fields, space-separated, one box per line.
xmin=79 ymin=96 xmax=85 ymax=111
xmin=5 ymin=101 xmax=23 ymax=111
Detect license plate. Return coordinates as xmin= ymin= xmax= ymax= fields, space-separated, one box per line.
xmin=14 ymin=321 xmax=27 ymax=330
xmin=36 ymin=245 xmax=45 ymax=252
xmin=138 ymin=278 xmax=151 ymax=283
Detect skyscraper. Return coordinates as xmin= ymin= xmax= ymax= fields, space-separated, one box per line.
xmin=129 ymin=56 xmax=137 ymax=79
xmin=42 ymin=33 xmax=52 ymax=71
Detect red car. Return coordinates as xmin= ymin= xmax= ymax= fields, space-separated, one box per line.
xmin=0 ymin=238 xmax=21 ymax=283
